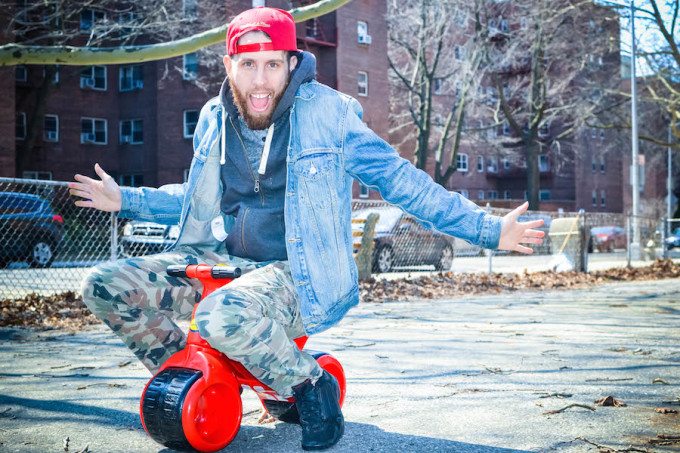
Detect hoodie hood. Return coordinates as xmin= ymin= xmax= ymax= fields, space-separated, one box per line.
xmin=218 ymin=50 xmax=317 ymax=124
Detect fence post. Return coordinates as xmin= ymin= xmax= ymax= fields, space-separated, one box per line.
xmin=110 ymin=212 xmax=118 ymax=261
xmin=626 ymin=214 xmax=632 ymax=268
xmin=662 ymin=217 xmax=668 ymax=259
xmin=579 ymin=209 xmax=587 ymax=272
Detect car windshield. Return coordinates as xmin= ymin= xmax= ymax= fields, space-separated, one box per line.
xmin=352 ymin=207 xmax=403 ymax=233
xmin=592 ymin=226 xmax=615 ymax=234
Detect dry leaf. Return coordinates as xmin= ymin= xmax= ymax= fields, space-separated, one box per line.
xmin=594 ymin=396 xmax=627 ymax=407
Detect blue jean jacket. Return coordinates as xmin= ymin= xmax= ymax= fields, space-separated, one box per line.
xmin=118 ymin=81 xmax=502 ymax=335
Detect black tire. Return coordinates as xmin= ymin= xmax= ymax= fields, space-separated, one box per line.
xmin=434 ymin=245 xmax=453 ymax=271
xmin=373 ymin=245 xmax=393 ymax=273
xmin=28 ymin=240 xmax=55 ymax=268
xmin=141 ymin=368 xmax=202 ymax=452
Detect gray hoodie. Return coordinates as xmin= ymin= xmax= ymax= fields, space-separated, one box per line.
xmin=218 ymin=51 xmax=317 ymax=262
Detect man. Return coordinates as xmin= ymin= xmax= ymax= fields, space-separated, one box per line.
xmin=69 ymin=7 xmax=544 ymax=450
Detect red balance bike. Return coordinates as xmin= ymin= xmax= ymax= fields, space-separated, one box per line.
xmin=139 ymin=264 xmax=346 ymax=452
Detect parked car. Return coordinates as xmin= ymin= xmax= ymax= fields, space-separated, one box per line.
xmin=120 ymin=220 xmax=180 ymax=257
xmin=352 ymin=206 xmax=454 ymax=273
xmin=0 ymin=191 xmax=64 ymax=268
xmin=665 ymin=227 xmax=680 ymax=250
xmin=588 ymin=225 xmax=626 ymax=252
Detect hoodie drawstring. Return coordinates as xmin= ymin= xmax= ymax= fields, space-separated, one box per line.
xmin=220 ymin=106 xmax=227 ymax=166
xmin=258 ymin=124 xmax=275 ymax=176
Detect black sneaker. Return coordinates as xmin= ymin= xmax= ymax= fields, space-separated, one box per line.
xmin=292 ymin=371 xmax=345 ymax=451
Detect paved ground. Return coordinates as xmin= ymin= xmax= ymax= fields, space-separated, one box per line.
xmin=1 ymin=278 xmax=679 ymax=452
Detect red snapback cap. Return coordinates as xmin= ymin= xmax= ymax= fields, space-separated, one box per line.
xmin=226 ymin=7 xmax=298 ymax=56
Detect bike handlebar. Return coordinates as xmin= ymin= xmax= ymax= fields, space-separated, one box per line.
xmin=166 ymin=264 xmax=242 ymax=280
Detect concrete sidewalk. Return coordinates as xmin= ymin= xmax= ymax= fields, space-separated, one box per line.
xmin=1 ymin=279 xmax=679 ymax=452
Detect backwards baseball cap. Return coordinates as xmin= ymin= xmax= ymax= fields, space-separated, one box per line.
xmin=226 ymin=7 xmax=298 ymax=56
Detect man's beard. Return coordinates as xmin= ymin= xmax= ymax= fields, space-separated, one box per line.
xmin=229 ymin=78 xmax=286 ymax=130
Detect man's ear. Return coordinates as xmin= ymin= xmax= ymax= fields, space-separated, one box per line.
xmin=289 ymin=54 xmax=298 ymax=73
xmin=223 ymin=55 xmax=232 ymax=77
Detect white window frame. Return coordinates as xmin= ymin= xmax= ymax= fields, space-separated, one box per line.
xmin=477 ymin=155 xmax=484 ymax=172
xmin=600 ymin=189 xmax=606 ymax=207
xmin=592 ymin=190 xmax=597 ymax=207
xmin=503 ymin=190 xmax=511 ymax=200
xmin=357 ymin=21 xmax=368 ymax=39
xmin=600 ymin=155 xmax=606 ymax=173
xmin=487 ymin=190 xmax=498 ymax=200
xmin=460 ymin=189 xmax=469 ymax=199
xmin=433 ymin=77 xmax=443 ymax=95
xmin=43 ymin=65 xmax=60 ymax=84
xmin=359 ymin=182 xmax=370 ymax=199
xmin=80 ymin=117 xmax=108 ymax=145
xmin=119 ymin=119 xmax=143 ymax=144
xmin=357 ymin=71 xmax=368 ymax=97
xmin=119 ymin=64 xmax=143 ymax=92
xmin=478 ymin=190 xmax=485 ymax=200
xmin=80 ymin=66 xmax=107 ymax=91
xmin=80 ymin=9 xmax=105 ymax=32
xmin=592 ymin=155 xmax=597 ymax=172
xmin=22 ymin=171 xmax=53 ymax=180
xmin=16 ymin=112 xmax=27 ymax=140
xmin=183 ymin=0 xmax=198 ymax=18
xmin=183 ymin=110 xmax=199 ymax=138
xmin=487 ymin=156 xmax=498 ymax=173
xmin=456 ymin=153 xmax=469 ymax=172
xmin=502 ymin=157 xmax=511 ymax=170
xmin=44 ymin=114 xmax=59 ymax=142
xmin=502 ymin=120 xmax=511 ymax=136
xmin=539 ymin=154 xmax=550 ymax=172
xmin=183 ymin=53 xmax=198 ymax=80
xmin=16 ymin=65 xmax=27 ymax=82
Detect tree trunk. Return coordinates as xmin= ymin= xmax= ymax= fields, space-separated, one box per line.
xmin=17 ymin=67 xmax=56 ymax=176
xmin=526 ymin=140 xmax=540 ymax=210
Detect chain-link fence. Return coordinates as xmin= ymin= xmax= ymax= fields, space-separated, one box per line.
xmin=0 ymin=177 xmax=673 ymax=299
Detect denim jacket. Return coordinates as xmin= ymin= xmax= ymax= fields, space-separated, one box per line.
xmin=118 ymin=81 xmax=502 ymax=335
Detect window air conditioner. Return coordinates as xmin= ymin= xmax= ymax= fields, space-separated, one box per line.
xmin=358 ymin=34 xmax=372 ymax=45
xmin=46 ymin=131 xmax=58 ymax=141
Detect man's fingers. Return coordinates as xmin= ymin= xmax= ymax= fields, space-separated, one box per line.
xmin=94 ymin=163 xmax=109 ymax=180
xmin=514 ymin=244 xmax=533 ymax=254
xmin=74 ymin=200 xmax=95 ymax=208
xmin=69 ymin=188 xmax=91 ymax=199
xmin=74 ymin=174 xmax=97 ymax=185
xmin=520 ymin=237 xmax=543 ymax=245
xmin=520 ymin=219 xmax=544 ymax=229
xmin=523 ymin=229 xmax=545 ymax=238
xmin=508 ymin=201 xmax=529 ymax=220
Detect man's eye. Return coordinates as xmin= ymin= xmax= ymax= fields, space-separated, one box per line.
xmin=268 ymin=62 xmax=280 ymax=69
xmin=242 ymin=61 xmax=254 ymax=68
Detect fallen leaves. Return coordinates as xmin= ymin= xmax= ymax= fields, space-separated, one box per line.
xmin=0 ymin=291 xmax=97 ymax=329
xmin=595 ymin=396 xmax=627 ymax=407
xmin=655 ymin=407 xmax=678 ymax=414
xmin=543 ymin=403 xmax=597 ymax=415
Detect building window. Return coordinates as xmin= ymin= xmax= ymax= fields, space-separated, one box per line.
xmin=183 ymin=53 xmax=198 ymax=80
xmin=477 ymin=155 xmax=484 ymax=172
xmin=120 ymin=119 xmax=143 ymax=144
xmin=600 ymin=155 xmax=605 ymax=173
xmin=478 ymin=190 xmax=485 ymax=200
xmin=81 ymin=117 xmax=108 ymax=144
xmin=456 ymin=153 xmax=469 ymax=172
xmin=15 ymin=65 xmax=27 ymax=82
xmin=520 ymin=17 xmax=528 ymax=29
xmin=357 ymin=71 xmax=368 ymax=97
xmin=600 ymin=189 xmax=606 ymax=207
xmin=502 ymin=158 xmax=511 ymax=170
xmin=306 ymin=18 xmax=320 ymax=38
xmin=183 ymin=110 xmax=199 ymax=138
xmin=503 ymin=190 xmax=511 ymax=200
xmin=599 ymin=129 xmax=605 ymax=140
xmin=16 ymin=112 xmax=26 ymax=140
xmin=119 ymin=65 xmax=143 ymax=91
xmin=43 ymin=65 xmax=60 ymax=84
xmin=119 ymin=174 xmax=144 ymax=187
xmin=591 ymin=155 xmax=597 ymax=172
xmin=44 ymin=114 xmax=59 ymax=142
xmin=539 ymin=190 xmax=551 ymax=201
xmin=359 ymin=183 xmax=370 ymax=199
xmin=502 ymin=120 xmax=511 ymax=136
xmin=454 ymin=46 xmax=465 ymax=60
xmin=80 ymin=9 xmax=105 ymax=32
xmin=80 ymin=66 xmax=107 ymax=90
xmin=539 ymin=154 xmax=550 ymax=172
xmin=357 ymin=21 xmax=371 ymax=44
xmin=433 ymin=77 xmax=443 ymax=95
xmin=487 ymin=190 xmax=498 ymax=200
xmin=487 ymin=156 xmax=498 ymax=173
xmin=459 ymin=189 xmax=469 ymax=198
xmin=499 ymin=19 xmax=509 ymax=32
xmin=538 ymin=120 xmax=550 ymax=137
xmin=592 ymin=190 xmax=597 ymax=207
xmin=183 ymin=0 xmax=197 ymax=18
xmin=22 ymin=171 xmax=53 ymax=180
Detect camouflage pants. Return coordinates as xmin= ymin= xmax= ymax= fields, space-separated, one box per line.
xmin=81 ymin=245 xmax=323 ymax=397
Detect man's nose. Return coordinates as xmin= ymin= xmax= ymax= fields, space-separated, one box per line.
xmin=252 ymin=66 xmax=267 ymax=87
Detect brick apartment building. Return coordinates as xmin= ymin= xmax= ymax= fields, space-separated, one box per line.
xmin=1 ymin=1 xmax=671 ymax=215
xmin=1 ymin=0 xmax=389 ymax=200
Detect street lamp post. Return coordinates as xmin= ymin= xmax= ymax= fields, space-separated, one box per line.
xmin=630 ymin=0 xmax=641 ymax=259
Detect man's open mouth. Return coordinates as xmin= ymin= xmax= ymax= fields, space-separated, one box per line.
xmin=249 ymin=93 xmax=272 ymax=112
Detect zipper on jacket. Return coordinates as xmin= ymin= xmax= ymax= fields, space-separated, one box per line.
xmin=229 ymin=116 xmax=265 ymax=205
xmin=240 ymin=207 xmax=249 ymax=254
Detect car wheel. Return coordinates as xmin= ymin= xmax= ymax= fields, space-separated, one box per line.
xmin=435 ymin=245 xmax=453 ymax=271
xmin=29 ymin=241 xmax=55 ymax=268
xmin=373 ymin=246 xmax=393 ymax=273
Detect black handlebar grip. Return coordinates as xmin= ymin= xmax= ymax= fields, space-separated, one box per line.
xmin=166 ymin=265 xmax=188 ymax=277
xmin=211 ymin=266 xmax=242 ymax=279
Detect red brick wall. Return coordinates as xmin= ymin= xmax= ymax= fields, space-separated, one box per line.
xmin=0 ymin=6 xmax=15 ymax=177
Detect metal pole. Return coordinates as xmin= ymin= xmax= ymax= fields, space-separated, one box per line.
xmin=626 ymin=214 xmax=632 ymax=267
xmin=486 ymin=202 xmax=493 ymax=274
xmin=668 ymin=122 xmax=673 ymax=222
xmin=110 ymin=212 xmax=118 ymax=261
xmin=630 ymin=0 xmax=641 ymax=260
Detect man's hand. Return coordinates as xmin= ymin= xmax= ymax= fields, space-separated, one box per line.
xmin=498 ymin=202 xmax=545 ymax=254
xmin=68 ymin=163 xmax=122 ymax=212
